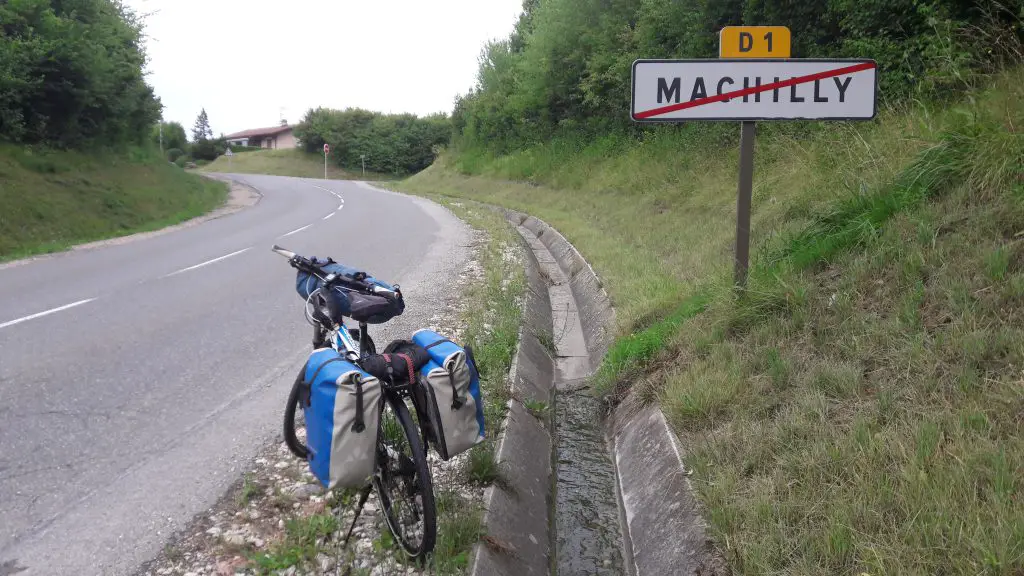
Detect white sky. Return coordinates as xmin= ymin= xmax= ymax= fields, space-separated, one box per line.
xmin=124 ymin=0 xmax=523 ymax=136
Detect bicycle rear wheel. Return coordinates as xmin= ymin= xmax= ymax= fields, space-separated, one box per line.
xmin=374 ymin=395 xmax=437 ymax=558
xmin=283 ymin=368 xmax=308 ymax=459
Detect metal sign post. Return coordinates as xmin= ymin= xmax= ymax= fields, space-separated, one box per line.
xmin=360 ymin=154 xmax=366 ymax=178
xmin=722 ymin=27 xmax=788 ymax=287
xmin=734 ymin=121 xmax=756 ymax=285
xmin=323 ymin=143 xmax=330 ymax=180
xmin=631 ymin=29 xmax=877 ymax=287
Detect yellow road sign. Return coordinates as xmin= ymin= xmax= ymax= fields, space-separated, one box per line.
xmin=720 ymin=26 xmax=791 ymax=58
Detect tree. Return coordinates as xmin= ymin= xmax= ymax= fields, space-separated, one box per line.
xmin=0 ymin=0 xmax=161 ymax=147
xmin=452 ymin=0 xmax=1022 ymax=154
xmin=153 ymin=121 xmax=187 ymax=152
xmin=294 ymin=107 xmax=450 ymax=174
xmin=192 ymin=108 xmax=213 ymax=142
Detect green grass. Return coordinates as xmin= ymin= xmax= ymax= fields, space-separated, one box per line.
xmin=200 ymin=148 xmax=395 ymax=180
xmin=463 ymin=442 xmax=502 ymax=487
xmin=523 ymin=398 xmax=549 ymax=420
xmin=0 ymin=145 xmax=227 ymax=261
xmin=428 ymin=489 xmax=485 ymax=574
xmin=397 ymin=66 xmax=1024 ymax=574
xmin=248 ymin=514 xmax=338 ymax=574
xmin=236 ymin=473 xmax=262 ymax=507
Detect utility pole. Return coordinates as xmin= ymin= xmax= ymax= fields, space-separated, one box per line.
xmin=360 ymin=154 xmax=366 ymax=178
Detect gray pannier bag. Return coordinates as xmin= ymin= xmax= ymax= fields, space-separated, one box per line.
xmin=410 ymin=330 xmax=486 ymax=460
xmin=300 ymin=348 xmax=383 ymax=489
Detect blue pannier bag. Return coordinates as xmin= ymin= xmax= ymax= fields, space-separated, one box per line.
xmin=299 ymin=347 xmax=382 ymax=489
xmin=411 ymin=330 xmax=485 ymax=460
xmin=295 ymin=258 xmax=404 ymax=324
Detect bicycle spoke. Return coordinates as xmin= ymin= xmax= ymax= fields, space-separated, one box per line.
xmin=373 ymin=398 xmax=434 ymax=557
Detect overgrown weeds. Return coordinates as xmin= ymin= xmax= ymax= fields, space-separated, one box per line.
xmin=236 ymin=473 xmax=262 ymax=507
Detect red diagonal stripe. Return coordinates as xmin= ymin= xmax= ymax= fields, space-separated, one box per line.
xmin=634 ymin=61 xmax=876 ymax=119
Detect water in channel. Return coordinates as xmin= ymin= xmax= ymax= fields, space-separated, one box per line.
xmin=554 ymin=386 xmax=625 ymax=575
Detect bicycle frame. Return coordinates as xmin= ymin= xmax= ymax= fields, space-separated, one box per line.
xmin=314 ymin=318 xmax=368 ymax=361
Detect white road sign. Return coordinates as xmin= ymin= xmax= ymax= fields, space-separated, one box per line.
xmin=631 ymin=59 xmax=877 ymax=122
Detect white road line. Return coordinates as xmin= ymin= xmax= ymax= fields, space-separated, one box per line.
xmin=164 ymin=248 xmax=251 ymax=277
xmin=278 ymin=224 xmax=312 ymax=239
xmin=310 ymin=183 xmax=343 ymax=201
xmin=0 ymin=298 xmax=96 ymax=330
xmin=311 ymin=182 xmax=345 ymax=211
xmin=322 ymin=212 xmax=334 ymax=220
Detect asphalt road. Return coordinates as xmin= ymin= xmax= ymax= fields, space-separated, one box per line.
xmin=0 ymin=174 xmax=470 ymax=576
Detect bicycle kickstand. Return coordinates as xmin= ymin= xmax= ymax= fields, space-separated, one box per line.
xmin=341 ymin=484 xmax=374 ymax=549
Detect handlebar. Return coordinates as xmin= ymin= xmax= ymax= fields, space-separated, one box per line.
xmin=271 ymin=244 xmax=400 ymax=300
xmin=271 ymin=245 xmax=297 ymax=260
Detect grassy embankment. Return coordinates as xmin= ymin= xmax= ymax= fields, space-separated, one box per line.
xmin=394 ymin=67 xmax=1024 ymax=574
xmin=200 ymin=148 xmax=394 ymax=181
xmin=0 ymin=145 xmax=227 ymax=262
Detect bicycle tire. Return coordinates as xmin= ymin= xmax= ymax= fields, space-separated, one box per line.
xmin=283 ymin=368 xmax=308 ymax=459
xmin=373 ymin=395 xmax=437 ymax=558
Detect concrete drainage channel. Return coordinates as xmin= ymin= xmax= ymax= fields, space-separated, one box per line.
xmin=471 ymin=209 xmax=725 ymax=576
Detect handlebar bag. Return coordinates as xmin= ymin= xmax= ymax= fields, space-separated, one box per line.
xmin=410 ymin=330 xmax=485 ymax=460
xmin=299 ymin=348 xmax=382 ymax=489
xmin=348 ymin=292 xmax=405 ymax=324
xmin=296 ymin=258 xmax=404 ymax=323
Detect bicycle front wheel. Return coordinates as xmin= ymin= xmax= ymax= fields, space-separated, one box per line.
xmin=373 ymin=395 xmax=437 ymax=558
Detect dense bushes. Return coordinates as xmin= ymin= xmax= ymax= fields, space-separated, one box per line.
xmin=227 ymin=145 xmax=264 ymax=153
xmin=294 ymin=108 xmax=450 ymax=174
xmin=190 ymin=138 xmax=223 ymax=162
xmin=0 ymin=0 xmax=161 ymax=148
xmin=454 ymin=0 xmax=1023 ymax=153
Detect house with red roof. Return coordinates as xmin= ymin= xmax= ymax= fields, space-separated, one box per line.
xmin=224 ymin=121 xmax=296 ymax=149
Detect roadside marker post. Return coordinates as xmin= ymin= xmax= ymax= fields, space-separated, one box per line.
xmin=631 ymin=28 xmax=877 ymax=287
xmin=360 ymin=154 xmax=366 ymax=178
xmin=323 ymin=143 xmax=330 ymax=180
